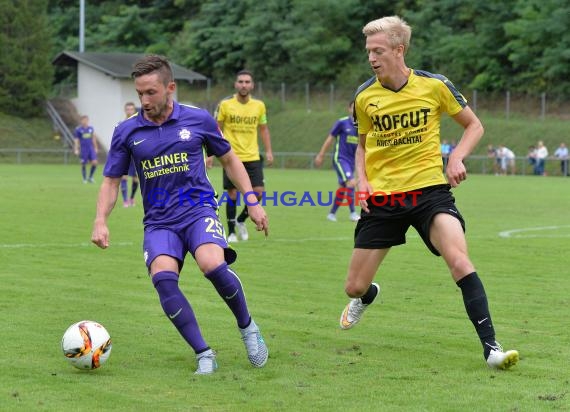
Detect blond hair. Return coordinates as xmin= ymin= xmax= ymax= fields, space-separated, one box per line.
xmin=363 ymin=16 xmax=412 ymax=54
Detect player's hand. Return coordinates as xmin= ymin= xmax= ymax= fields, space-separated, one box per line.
xmin=445 ymin=156 xmax=467 ymax=187
xmin=265 ymin=151 xmax=274 ymax=167
xmin=247 ymin=204 xmax=269 ymax=237
xmin=356 ymin=179 xmax=374 ymax=213
xmin=74 ymin=148 xmax=79 ymax=156
xmin=91 ymin=221 xmax=110 ymax=249
xmin=314 ymin=154 xmax=323 ymax=168
xmin=205 ymin=156 xmax=214 ymax=169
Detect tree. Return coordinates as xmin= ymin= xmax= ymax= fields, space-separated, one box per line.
xmin=0 ymin=0 xmax=53 ymax=117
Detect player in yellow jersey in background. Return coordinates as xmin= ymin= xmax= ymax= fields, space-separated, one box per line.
xmin=338 ymin=15 xmax=519 ymax=370
xmin=215 ymin=70 xmax=273 ymax=242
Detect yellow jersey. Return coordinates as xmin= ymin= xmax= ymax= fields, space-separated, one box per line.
xmin=215 ymin=95 xmax=267 ymax=162
xmin=354 ymin=69 xmax=467 ymax=194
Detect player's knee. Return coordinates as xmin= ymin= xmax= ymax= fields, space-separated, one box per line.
xmin=447 ymin=255 xmax=474 ymax=278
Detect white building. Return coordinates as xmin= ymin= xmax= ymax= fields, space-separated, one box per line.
xmin=52 ymin=51 xmax=207 ymax=150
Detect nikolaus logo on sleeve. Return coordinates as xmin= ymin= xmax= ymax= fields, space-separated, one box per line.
xmin=178 ymin=128 xmax=191 ymax=141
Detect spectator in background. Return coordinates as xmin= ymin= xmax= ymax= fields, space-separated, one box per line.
xmin=487 ymin=144 xmax=499 ymax=175
xmin=527 ymin=145 xmax=537 ymax=168
xmin=120 ymin=102 xmax=140 ymax=207
xmin=553 ymin=142 xmax=569 ymax=176
xmin=450 ymin=139 xmax=457 ymax=153
xmin=496 ymin=144 xmax=516 ymax=175
xmin=441 ymin=139 xmax=451 ymax=170
xmin=534 ymin=140 xmax=548 ymax=176
xmin=73 ymin=115 xmax=99 ymax=183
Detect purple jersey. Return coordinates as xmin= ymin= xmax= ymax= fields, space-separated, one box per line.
xmin=104 ymin=102 xmax=231 ymax=227
xmin=329 ymin=116 xmax=358 ymax=167
xmin=74 ymin=126 xmax=96 ymax=153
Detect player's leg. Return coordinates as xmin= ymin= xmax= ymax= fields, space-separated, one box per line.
xmin=146 ymin=230 xmax=215 ymax=374
xmin=128 ymin=160 xmax=139 ymax=206
xmin=345 ymin=177 xmax=359 ymax=221
xmin=120 ymin=176 xmax=129 ymax=206
xmin=236 ymin=161 xmax=264 ymax=240
xmin=129 ymin=176 xmax=139 ymax=206
xmin=340 ymin=248 xmax=387 ymax=329
xmin=191 ymin=214 xmax=268 ymax=367
xmin=80 ymin=152 xmax=87 ymax=182
xmin=223 ymin=169 xmax=238 ymax=242
xmin=429 ymin=212 xmax=519 ymax=369
xmin=340 ymin=198 xmax=405 ymax=329
xmin=88 ymin=156 xmax=98 ymax=182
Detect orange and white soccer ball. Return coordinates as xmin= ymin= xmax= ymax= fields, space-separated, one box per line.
xmin=61 ymin=320 xmax=112 ymax=370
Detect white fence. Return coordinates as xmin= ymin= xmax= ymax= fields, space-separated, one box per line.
xmin=1 ymin=149 xmax=567 ymax=177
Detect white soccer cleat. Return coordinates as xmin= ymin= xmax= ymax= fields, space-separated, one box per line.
xmin=339 ymin=283 xmax=380 ymax=329
xmin=486 ymin=343 xmax=519 ymax=370
xmin=239 ymin=319 xmax=268 ymax=367
xmin=349 ymin=212 xmax=360 ymax=222
xmin=227 ymin=233 xmax=238 ymax=243
xmin=195 ymin=349 xmax=218 ymax=375
xmin=327 ymin=213 xmax=337 ymax=222
xmin=236 ymin=222 xmax=249 ymax=241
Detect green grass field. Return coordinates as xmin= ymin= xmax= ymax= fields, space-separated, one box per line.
xmin=1 ymin=164 xmax=569 ymax=411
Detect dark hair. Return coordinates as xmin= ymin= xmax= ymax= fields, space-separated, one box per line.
xmin=236 ymin=69 xmax=254 ymax=80
xmin=131 ymin=55 xmax=173 ymax=86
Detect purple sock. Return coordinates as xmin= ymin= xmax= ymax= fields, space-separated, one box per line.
xmin=120 ymin=179 xmax=128 ymax=201
xmin=330 ymin=186 xmax=346 ymax=214
xmin=152 ymin=271 xmax=208 ymax=353
xmin=205 ymin=263 xmax=251 ymax=329
xmin=346 ymin=187 xmax=355 ymax=213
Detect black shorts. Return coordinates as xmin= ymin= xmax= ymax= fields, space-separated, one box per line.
xmin=354 ymin=184 xmax=465 ymax=256
xmin=223 ymin=160 xmax=265 ymax=190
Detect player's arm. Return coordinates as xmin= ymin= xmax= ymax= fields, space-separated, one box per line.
xmin=218 ymin=150 xmax=269 ymax=236
xmin=314 ymin=135 xmax=334 ymax=167
xmin=355 ymin=133 xmax=372 ymax=212
xmin=205 ymin=120 xmax=226 ymax=168
xmin=259 ymin=124 xmax=273 ymax=166
xmin=91 ymin=176 xmax=121 ymax=249
xmin=93 ymin=133 xmax=100 ymax=153
xmin=73 ymin=137 xmax=80 ymax=156
xmin=447 ymin=106 xmax=484 ymax=187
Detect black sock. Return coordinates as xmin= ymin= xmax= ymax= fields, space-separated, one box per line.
xmin=456 ymin=272 xmax=496 ymax=358
xmin=130 ymin=181 xmax=138 ymax=199
xmin=227 ymin=201 xmax=237 ymax=234
xmin=237 ymin=206 xmax=249 ymax=224
xmin=360 ymin=283 xmax=379 ymax=305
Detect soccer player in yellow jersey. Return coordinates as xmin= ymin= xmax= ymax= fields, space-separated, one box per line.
xmin=338 ymin=16 xmax=519 ymax=370
xmin=216 ymin=70 xmax=273 ymax=242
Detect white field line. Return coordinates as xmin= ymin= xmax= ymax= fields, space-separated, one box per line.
xmin=498 ymin=225 xmax=570 ymax=238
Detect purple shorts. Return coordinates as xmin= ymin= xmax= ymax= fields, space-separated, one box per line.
xmin=333 ymin=158 xmax=355 ymax=185
xmin=142 ymin=207 xmax=237 ymax=270
xmin=80 ymin=146 xmax=97 ymax=164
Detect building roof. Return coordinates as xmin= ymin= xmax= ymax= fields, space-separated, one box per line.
xmin=53 ymin=51 xmax=208 ymax=82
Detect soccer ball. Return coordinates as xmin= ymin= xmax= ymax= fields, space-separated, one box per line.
xmin=61 ymin=320 xmax=112 ymax=370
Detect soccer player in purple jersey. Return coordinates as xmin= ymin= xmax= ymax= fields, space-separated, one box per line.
xmin=315 ymin=102 xmax=360 ymax=222
xmin=73 ymin=115 xmax=99 ymax=183
xmin=91 ymin=55 xmax=269 ymax=375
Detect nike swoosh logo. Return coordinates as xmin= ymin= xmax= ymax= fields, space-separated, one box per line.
xmin=169 ymin=308 xmax=183 ymax=319
xmin=477 ymin=317 xmax=488 ymax=325
xmin=224 ymin=290 xmax=238 ymax=300
xmin=133 ymin=139 xmax=146 ymax=146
